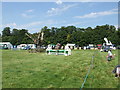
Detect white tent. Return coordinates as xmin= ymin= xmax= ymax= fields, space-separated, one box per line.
xmin=66 ymin=44 xmax=75 ymax=49
xmin=17 ymin=44 xmax=36 ymax=49
xmin=0 ymin=42 xmax=13 ymax=49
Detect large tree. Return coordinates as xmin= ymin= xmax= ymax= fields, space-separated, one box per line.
xmin=2 ymin=27 xmax=11 ymax=37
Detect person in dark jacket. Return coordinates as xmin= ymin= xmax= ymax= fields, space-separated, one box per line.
xmin=112 ymin=65 xmax=120 ymax=77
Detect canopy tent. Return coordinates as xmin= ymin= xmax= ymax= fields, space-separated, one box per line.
xmin=66 ymin=44 xmax=75 ymax=49
xmin=0 ymin=42 xmax=13 ymax=49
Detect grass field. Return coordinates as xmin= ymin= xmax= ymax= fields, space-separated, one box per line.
xmin=2 ymin=49 xmax=119 ymax=88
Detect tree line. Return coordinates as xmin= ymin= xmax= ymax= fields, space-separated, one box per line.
xmin=1 ymin=24 xmax=120 ymax=47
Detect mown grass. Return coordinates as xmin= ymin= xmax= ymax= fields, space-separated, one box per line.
xmin=2 ymin=49 xmax=118 ymax=88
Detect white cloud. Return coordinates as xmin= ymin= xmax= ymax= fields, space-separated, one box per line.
xmin=26 ymin=9 xmax=34 ymax=13
xmin=0 ymin=23 xmax=17 ymax=33
xmin=20 ymin=21 xmax=42 ymax=28
xmin=75 ymin=8 xmax=118 ymax=18
xmin=66 ymin=22 xmax=83 ymax=26
xmin=1 ymin=20 xmax=61 ymax=29
xmin=21 ymin=13 xmax=34 ymax=18
xmin=47 ymin=4 xmax=77 ymax=16
xmin=21 ymin=13 xmax=28 ymax=17
xmin=4 ymin=22 xmax=17 ymax=27
xmin=21 ymin=9 xmax=34 ymax=18
xmin=1 ymin=20 xmax=67 ymax=33
xmin=2 ymin=0 xmax=119 ymax=2
xmin=56 ymin=0 xmax=62 ymax=5
xmin=12 ymin=20 xmax=57 ymax=29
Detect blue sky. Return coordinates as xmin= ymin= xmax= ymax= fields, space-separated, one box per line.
xmin=1 ymin=1 xmax=118 ymax=33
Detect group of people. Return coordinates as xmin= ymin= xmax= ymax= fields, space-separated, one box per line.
xmin=106 ymin=50 xmax=120 ymax=78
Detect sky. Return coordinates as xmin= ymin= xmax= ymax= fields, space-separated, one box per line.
xmin=1 ymin=1 xmax=118 ymax=33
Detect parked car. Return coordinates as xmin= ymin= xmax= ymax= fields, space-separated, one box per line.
xmin=103 ymin=45 xmax=110 ymax=52
xmin=88 ymin=44 xmax=94 ymax=49
xmin=109 ymin=44 xmax=116 ymax=50
xmin=97 ymin=44 xmax=102 ymax=49
xmin=89 ymin=46 xmax=94 ymax=49
xmin=117 ymin=45 xmax=120 ymax=49
xmin=86 ymin=46 xmax=90 ymax=49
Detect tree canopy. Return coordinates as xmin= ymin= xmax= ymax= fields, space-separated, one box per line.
xmin=1 ymin=24 xmax=120 ymax=46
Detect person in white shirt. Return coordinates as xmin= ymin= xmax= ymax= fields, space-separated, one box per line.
xmin=107 ymin=50 xmax=113 ymax=61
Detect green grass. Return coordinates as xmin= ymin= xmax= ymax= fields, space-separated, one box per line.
xmin=2 ymin=49 xmax=119 ymax=88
